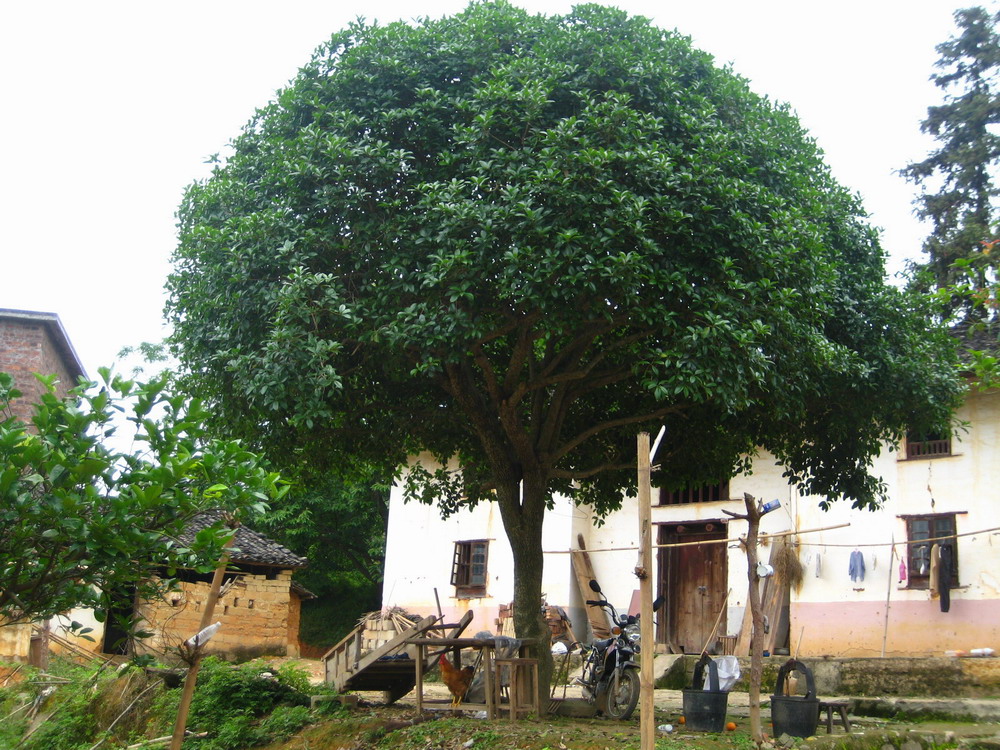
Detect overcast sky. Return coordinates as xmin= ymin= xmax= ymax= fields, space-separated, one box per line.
xmin=0 ymin=1 xmax=982 ymax=378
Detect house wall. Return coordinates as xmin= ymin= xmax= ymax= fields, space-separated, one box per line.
xmin=383 ymin=390 xmax=1000 ymax=658
xmin=134 ymin=571 xmax=297 ymax=659
xmin=791 ymin=389 xmax=1000 ymax=656
xmin=0 ymin=624 xmax=31 ymax=662
xmin=382 ymin=454 xmax=578 ymax=636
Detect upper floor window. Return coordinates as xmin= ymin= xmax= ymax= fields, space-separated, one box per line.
xmin=904 ymin=513 xmax=959 ymax=589
xmin=659 ymin=480 xmax=730 ymax=505
xmin=451 ymin=540 xmax=488 ymax=597
xmin=905 ymin=430 xmax=951 ymax=459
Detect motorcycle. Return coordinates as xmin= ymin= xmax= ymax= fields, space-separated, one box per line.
xmin=573 ymin=579 xmax=662 ymax=720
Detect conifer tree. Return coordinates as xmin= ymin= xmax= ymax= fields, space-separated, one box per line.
xmin=902 ymin=7 xmax=1000 ymax=319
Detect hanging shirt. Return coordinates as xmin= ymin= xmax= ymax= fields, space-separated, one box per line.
xmin=849 ymin=550 xmax=866 ymax=582
xmin=929 ymin=544 xmax=941 ymax=599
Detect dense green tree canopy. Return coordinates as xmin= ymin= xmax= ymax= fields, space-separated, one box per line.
xmin=903 ymin=6 xmax=1000 ymax=319
xmin=167 ymin=1 xmax=962 ymax=671
xmin=0 ymin=370 xmax=285 ymax=625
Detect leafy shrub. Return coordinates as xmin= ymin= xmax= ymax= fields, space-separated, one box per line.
xmin=258 ymin=704 xmax=312 ymax=740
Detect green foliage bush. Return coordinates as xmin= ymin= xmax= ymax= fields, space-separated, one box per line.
xmin=0 ymin=657 xmax=317 ymax=750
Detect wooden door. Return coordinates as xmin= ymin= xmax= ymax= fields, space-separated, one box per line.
xmin=657 ymin=521 xmax=727 ymax=654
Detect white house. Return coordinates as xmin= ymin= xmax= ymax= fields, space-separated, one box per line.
xmin=382 ymin=386 xmax=1000 ymax=658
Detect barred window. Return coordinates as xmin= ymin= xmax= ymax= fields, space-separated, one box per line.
xmin=905 ymin=431 xmax=951 ymax=459
xmin=659 ymin=480 xmax=730 ymax=505
xmin=905 ymin=514 xmax=958 ymax=589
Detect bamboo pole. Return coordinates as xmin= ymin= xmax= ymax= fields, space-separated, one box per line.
xmin=699 ymin=588 xmax=731 ymax=656
xmin=881 ymin=539 xmax=896 ymax=657
xmin=169 ymin=534 xmax=234 ymax=750
xmin=636 ymin=432 xmax=654 ymax=750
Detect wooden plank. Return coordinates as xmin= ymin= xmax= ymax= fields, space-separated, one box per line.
xmin=734 ymin=536 xmax=787 ymax=655
xmin=350 ymin=616 xmax=437 ymax=681
xmin=762 ymin=537 xmax=789 ymax=653
xmin=571 ymin=534 xmax=611 ymax=639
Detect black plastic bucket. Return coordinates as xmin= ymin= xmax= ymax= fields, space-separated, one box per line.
xmin=682 ymin=654 xmax=729 ymax=731
xmin=770 ymin=659 xmax=819 ymax=738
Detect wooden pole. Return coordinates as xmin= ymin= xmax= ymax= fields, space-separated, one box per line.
xmin=636 ymin=432 xmax=655 ymax=750
xmin=724 ymin=494 xmax=764 ymax=743
xmin=699 ymin=588 xmax=732 ymax=656
xmin=169 ymin=536 xmax=233 ymax=750
xmin=881 ymin=538 xmax=895 ymax=657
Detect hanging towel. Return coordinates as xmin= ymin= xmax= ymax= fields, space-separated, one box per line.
xmin=939 ymin=545 xmax=952 ymax=613
xmin=898 ymin=556 xmax=907 ymax=583
xmin=929 ymin=544 xmax=941 ymax=599
xmin=849 ymin=550 xmax=866 ymax=582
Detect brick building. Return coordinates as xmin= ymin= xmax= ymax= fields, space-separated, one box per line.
xmin=0 ymin=308 xmax=86 ymax=662
xmin=0 ymin=308 xmax=87 ymax=421
xmin=130 ymin=511 xmax=314 ymax=660
xmin=1 ymin=308 xmax=313 ymax=662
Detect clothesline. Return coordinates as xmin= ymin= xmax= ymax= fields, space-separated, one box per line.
xmin=797 ymin=524 xmax=1000 ymax=548
xmin=542 ymin=522 xmax=851 ymax=554
xmin=542 ymin=523 xmax=1000 ymax=555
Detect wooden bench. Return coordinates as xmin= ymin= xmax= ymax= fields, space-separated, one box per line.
xmin=817 ymin=700 xmax=851 ymax=733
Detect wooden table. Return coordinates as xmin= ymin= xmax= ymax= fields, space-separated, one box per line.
xmin=405 ymin=636 xmax=538 ymax=719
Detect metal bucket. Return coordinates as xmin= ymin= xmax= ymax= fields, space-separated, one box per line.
xmin=770 ymin=659 xmax=819 ymax=738
xmin=682 ymin=654 xmax=729 ymax=732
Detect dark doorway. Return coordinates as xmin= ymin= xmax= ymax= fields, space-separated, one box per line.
xmin=657 ymin=521 xmax=727 ymax=654
xmin=101 ymin=587 xmax=136 ymax=655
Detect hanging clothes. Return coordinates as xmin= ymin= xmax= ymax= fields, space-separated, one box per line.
xmin=939 ymin=545 xmax=953 ymax=613
xmin=929 ymin=544 xmax=941 ymax=599
xmin=898 ymin=556 xmax=907 ymax=584
xmin=815 ymin=553 xmax=822 ymax=578
xmin=849 ymin=549 xmax=866 ymax=582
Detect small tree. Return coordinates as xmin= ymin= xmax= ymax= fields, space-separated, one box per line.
xmin=902 ymin=6 xmax=1000 ymax=319
xmin=167 ymin=2 xmax=962 ymax=694
xmin=0 ymin=369 xmax=285 ymax=626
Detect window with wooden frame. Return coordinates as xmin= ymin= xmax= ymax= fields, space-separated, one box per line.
xmin=451 ymin=540 xmax=488 ymax=597
xmin=905 ymin=430 xmax=951 ymax=459
xmin=659 ymin=480 xmax=730 ymax=505
xmin=904 ymin=513 xmax=958 ymax=589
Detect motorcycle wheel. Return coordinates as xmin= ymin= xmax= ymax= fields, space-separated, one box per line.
xmin=598 ymin=667 xmax=640 ymax=720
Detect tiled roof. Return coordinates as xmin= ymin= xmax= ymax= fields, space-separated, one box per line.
xmin=952 ymin=319 xmax=1000 ymax=356
xmin=181 ymin=510 xmax=308 ymax=569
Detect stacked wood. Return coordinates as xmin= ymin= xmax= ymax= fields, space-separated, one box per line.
xmin=358 ymin=608 xmax=421 ymax=653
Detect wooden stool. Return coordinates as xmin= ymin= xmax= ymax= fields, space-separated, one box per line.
xmin=817 ymin=700 xmax=851 ymax=733
xmin=494 ymin=658 xmax=540 ymax=719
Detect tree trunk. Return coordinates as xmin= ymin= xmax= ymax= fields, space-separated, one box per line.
xmin=495 ymin=475 xmax=553 ymax=713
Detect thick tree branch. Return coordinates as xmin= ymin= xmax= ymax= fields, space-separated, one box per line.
xmin=551 ymin=403 xmax=688 ymax=464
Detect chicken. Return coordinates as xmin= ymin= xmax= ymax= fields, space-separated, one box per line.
xmin=438 ymin=652 xmax=475 ymax=707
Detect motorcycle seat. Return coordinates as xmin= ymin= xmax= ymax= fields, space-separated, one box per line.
xmin=592 ymin=638 xmax=614 ymax=650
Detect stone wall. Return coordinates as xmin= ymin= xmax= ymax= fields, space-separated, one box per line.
xmin=654 ymin=653 xmax=1000 ymax=698
xmin=137 ymin=570 xmax=295 ymax=659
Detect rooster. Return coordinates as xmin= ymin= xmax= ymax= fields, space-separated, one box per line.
xmin=438 ymin=652 xmax=475 ymax=707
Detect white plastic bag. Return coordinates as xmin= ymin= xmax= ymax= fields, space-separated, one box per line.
xmin=708 ymin=655 xmax=741 ymax=692
xmin=551 ymin=641 xmax=568 ymax=655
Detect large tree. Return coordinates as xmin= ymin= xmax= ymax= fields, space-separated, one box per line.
xmin=902 ymin=6 xmax=1000 ymax=319
xmin=0 ymin=370 xmax=285 ymax=626
xmin=167 ymin=2 xmax=961 ymax=689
